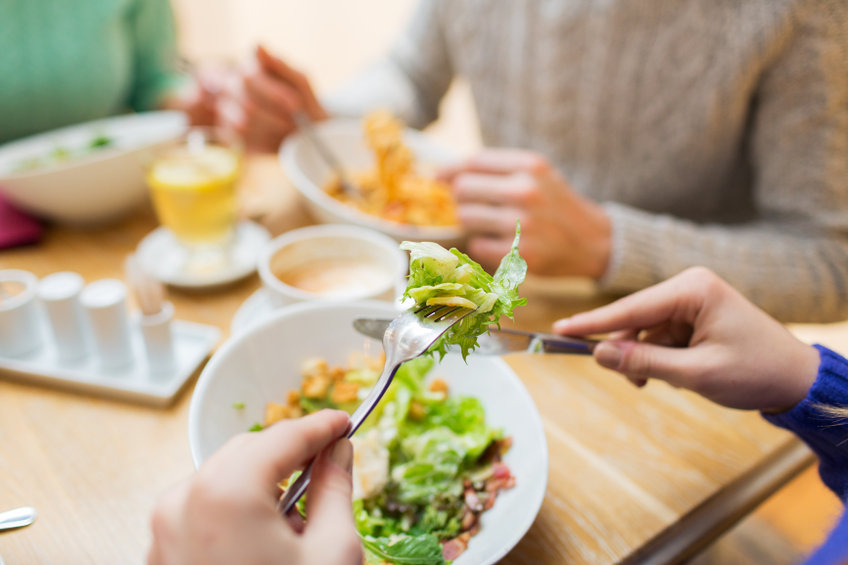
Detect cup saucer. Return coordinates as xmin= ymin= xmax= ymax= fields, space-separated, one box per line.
xmin=137 ymin=221 xmax=270 ymax=288
xmin=230 ymin=288 xmax=275 ymax=335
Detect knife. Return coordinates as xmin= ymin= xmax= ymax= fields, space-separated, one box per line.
xmin=353 ymin=318 xmax=598 ymax=356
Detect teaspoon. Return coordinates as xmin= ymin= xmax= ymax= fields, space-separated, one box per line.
xmin=0 ymin=507 xmax=37 ymax=532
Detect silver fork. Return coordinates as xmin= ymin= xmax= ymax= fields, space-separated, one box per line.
xmin=276 ymin=303 xmax=476 ymax=516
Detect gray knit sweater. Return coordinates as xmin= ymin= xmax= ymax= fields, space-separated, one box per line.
xmin=325 ymin=0 xmax=848 ymax=323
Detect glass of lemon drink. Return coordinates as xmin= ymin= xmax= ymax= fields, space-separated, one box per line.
xmin=147 ymin=127 xmax=242 ymax=272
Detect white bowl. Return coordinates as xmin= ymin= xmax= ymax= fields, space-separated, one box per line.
xmin=0 ymin=111 xmax=188 ymax=225
xmin=280 ymin=118 xmax=465 ymax=248
xmin=189 ymin=300 xmax=548 ymax=565
xmin=258 ymin=223 xmax=407 ymax=308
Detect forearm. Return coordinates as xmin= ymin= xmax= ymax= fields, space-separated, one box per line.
xmin=763 ymin=345 xmax=848 ymax=502
xmin=599 ymin=202 xmax=848 ymax=323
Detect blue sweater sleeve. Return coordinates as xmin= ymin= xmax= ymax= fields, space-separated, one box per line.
xmin=762 ymin=345 xmax=848 ymax=501
xmin=762 ymin=345 xmax=848 ymax=565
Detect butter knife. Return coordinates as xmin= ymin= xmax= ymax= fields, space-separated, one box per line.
xmin=353 ymin=318 xmax=598 ymax=355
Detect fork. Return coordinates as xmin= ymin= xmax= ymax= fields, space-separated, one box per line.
xmin=291 ymin=111 xmax=362 ymax=201
xmin=276 ymin=303 xmax=476 ymax=516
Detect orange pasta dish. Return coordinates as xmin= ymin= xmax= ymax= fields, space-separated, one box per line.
xmin=324 ymin=111 xmax=459 ymax=227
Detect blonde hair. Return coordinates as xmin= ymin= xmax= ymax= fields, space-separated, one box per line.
xmin=815 ymin=404 xmax=848 ymax=419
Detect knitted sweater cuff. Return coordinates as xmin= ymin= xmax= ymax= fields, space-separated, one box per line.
xmin=598 ymin=202 xmax=666 ymax=292
xmin=763 ymin=345 xmax=848 ymax=433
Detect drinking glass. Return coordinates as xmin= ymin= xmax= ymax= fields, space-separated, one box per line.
xmin=146 ymin=127 xmax=242 ymax=273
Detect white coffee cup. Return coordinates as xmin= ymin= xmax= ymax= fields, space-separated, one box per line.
xmin=257 ymin=224 xmax=408 ymax=308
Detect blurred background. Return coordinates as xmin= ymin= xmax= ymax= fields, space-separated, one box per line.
xmin=171 ymin=0 xmax=482 ymax=155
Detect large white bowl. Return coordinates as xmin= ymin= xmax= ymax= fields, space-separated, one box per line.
xmin=279 ymin=118 xmax=465 ymax=248
xmin=0 ymin=111 xmax=188 ymax=225
xmin=189 ymin=300 xmax=548 ymax=565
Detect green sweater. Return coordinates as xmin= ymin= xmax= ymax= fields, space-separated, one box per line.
xmin=0 ymin=0 xmax=184 ymax=144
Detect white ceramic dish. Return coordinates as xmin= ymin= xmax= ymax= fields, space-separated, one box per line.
xmin=189 ymin=300 xmax=548 ymax=565
xmin=0 ymin=318 xmax=219 ymax=407
xmin=279 ymin=118 xmax=465 ymax=248
xmin=136 ymin=221 xmax=270 ymax=288
xmin=257 ymin=223 xmax=408 ymax=308
xmin=0 ymin=111 xmax=188 ymax=224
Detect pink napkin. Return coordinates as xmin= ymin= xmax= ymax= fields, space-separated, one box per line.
xmin=0 ymin=191 xmax=43 ymax=249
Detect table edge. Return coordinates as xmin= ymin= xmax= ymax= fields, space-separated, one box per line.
xmin=622 ymin=438 xmax=816 ymax=565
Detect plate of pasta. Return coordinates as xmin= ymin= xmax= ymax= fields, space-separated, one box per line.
xmin=279 ymin=113 xmax=465 ymax=247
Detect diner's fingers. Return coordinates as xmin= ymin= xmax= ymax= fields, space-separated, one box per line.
xmin=466 ymin=236 xmax=516 ymax=271
xmin=593 ymin=339 xmax=700 ymax=389
xmin=453 ymin=172 xmax=540 ymax=207
xmin=553 ymin=273 xmax=704 ymax=336
xmin=304 ymin=440 xmax=362 ymax=564
xmin=241 ymin=97 xmax=296 ymax=138
xmin=215 ymin=95 xmax=248 ymax=137
xmin=242 ymin=65 xmax=304 ymax=117
xmin=285 ymin=508 xmax=305 ymax=534
xmin=208 ymin=410 xmax=350 ymax=499
xmin=148 ymin=478 xmax=191 ymax=564
xmin=458 ymin=203 xmax=523 ymax=237
xmin=255 ymin=45 xmax=327 ymax=121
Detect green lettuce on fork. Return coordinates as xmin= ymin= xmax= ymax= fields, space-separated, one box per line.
xmin=400 ymin=223 xmax=527 ymax=359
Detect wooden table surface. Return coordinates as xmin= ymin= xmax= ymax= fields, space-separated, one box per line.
xmin=0 ymin=156 xmax=833 ymax=564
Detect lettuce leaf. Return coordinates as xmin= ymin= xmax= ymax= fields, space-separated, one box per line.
xmin=362 ymin=534 xmax=447 ymax=565
xmin=400 ymin=223 xmax=527 ymax=359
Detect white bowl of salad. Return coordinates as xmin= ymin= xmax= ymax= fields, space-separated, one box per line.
xmin=0 ymin=111 xmax=187 ymax=225
xmin=189 ymin=298 xmax=548 ymax=564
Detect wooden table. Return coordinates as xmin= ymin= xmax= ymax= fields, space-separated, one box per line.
xmin=0 ymin=156 xmax=830 ymax=564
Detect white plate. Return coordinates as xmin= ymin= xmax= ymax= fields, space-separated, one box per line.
xmin=137 ymin=221 xmax=270 ymax=288
xmin=279 ymin=118 xmax=465 ymax=248
xmin=189 ymin=300 xmax=548 ymax=565
xmin=0 ymin=111 xmax=187 ymax=224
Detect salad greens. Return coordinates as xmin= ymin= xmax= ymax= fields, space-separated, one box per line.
xmin=265 ymin=355 xmax=514 ymax=564
xmin=400 ymin=223 xmax=527 ymax=359
xmin=353 ymin=356 xmax=510 ymax=564
xmin=361 ymin=534 xmax=446 ymax=565
xmin=12 ymin=132 xmax=114 ymax=173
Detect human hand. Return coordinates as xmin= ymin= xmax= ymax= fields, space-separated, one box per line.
xmin=439 ymin=149 xmax=612 ymax=278
xmin=160 ymin=62 xmax=228 ymax=127
xmin=147 ymin=410 xmax=362 ymax=565
xmin=553 ymin=267 xmax=820 ymax=412
xmin=216 ymin=45 xmax=327 ymax=153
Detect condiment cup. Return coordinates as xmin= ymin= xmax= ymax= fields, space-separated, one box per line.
xmin=257 ymin=224 xmax=408 ymax=308
xmin=37 ymin=271 xmax=89 ymax=360
xmin=0 ymin=269 xmax=43 ymax=357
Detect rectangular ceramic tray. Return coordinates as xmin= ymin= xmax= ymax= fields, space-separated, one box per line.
xmin=0 ymin=320 xmax=220 ymax=407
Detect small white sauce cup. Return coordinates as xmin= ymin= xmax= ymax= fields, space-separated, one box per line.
xmin=38 ymin=271 xmax=89 ymax=360
xmin=0 ymin=269 xmax=43 ymax=357
xmin=258 ymin=224 xmax=408 ymax=308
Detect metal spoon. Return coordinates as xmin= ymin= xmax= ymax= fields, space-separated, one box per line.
xmin=0 ymin=507 xmax=37 ymax=531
